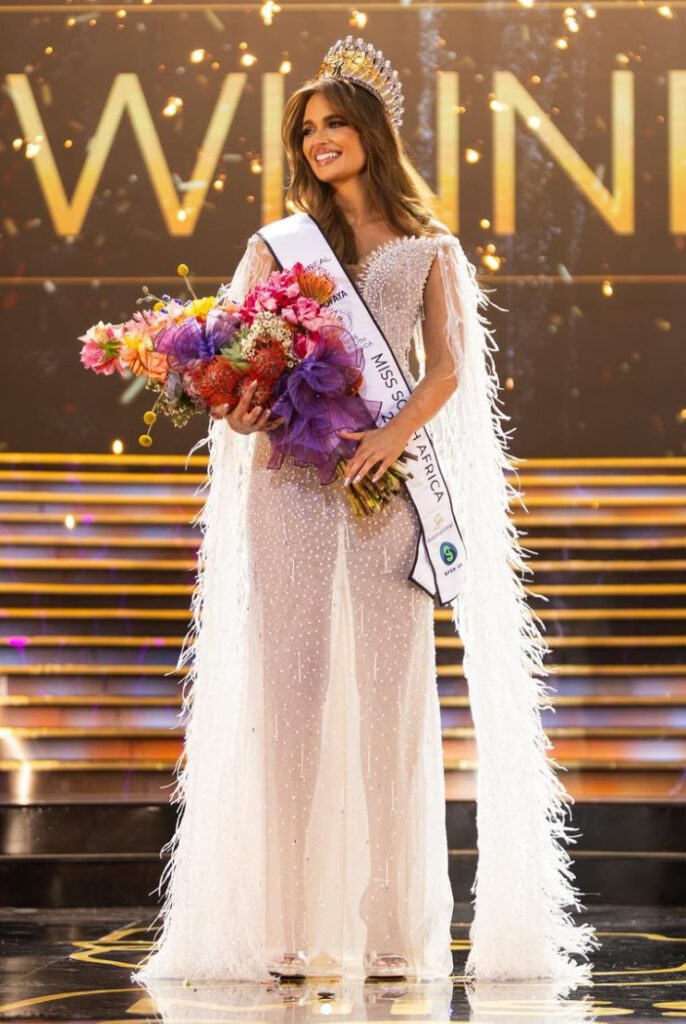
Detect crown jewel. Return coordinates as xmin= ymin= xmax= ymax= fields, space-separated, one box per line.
xmin=315 ymin=35 xmax=405 ymax=132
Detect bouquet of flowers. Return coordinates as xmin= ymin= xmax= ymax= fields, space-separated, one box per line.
xmin=78 ymin=262 xmax=416 ymax=516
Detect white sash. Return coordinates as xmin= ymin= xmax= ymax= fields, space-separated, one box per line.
xmin=258 ymin=212 xmax=467 ymax=605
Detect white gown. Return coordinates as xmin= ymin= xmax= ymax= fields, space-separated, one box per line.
xmin=131 ymin=226 xmax=599 ymax=987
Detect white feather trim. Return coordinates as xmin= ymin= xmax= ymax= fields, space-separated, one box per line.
xmin=430 ymin=236 xmax=599 ymax=982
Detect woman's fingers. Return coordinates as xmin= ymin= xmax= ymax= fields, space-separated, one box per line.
xmin=244 ymin=403 xmax=264 ymax=425
xmin=344 ymin=447 xmax=370 ymax=484
xmin=353 ymin=454 xmax=383 ymax=483
xmin=234 ymin=379 xmax=258 ymax=416
xmin=371 ymin=458 xmax=391 ymax=483
xmin=254 ymin=407 xmax=271 ymax=428
xmin=257 ymin=407 xmax=285 ymax=430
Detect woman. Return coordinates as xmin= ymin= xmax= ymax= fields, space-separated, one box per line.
xmin=131 ymin=36 xmax=598 ymax=987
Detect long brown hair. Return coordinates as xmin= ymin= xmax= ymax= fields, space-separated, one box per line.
xmin=281 ymin=76 xmax=444 ymax=265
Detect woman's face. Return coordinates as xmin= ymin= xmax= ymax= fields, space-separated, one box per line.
xmin=301 ymin=91 xmax=366 ymax=184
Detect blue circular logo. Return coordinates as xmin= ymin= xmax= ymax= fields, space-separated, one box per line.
xmin=440 ymin=542 xmax=458 ymax=565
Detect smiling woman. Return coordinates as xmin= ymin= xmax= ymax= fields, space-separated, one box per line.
xmin=130 ymin=35 xmax=599 ymax=989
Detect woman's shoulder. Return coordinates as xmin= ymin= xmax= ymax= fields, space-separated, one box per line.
xmin=246 ymin=232 xmax=277 ymax=268
xmin=414 ymin=219 xmax=456 ymax=254
xmin=425 ymin=218 xmax=454 ymax=237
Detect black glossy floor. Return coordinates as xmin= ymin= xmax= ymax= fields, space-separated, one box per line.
xmin=1 ymin=904 xmax=685 ymax=1023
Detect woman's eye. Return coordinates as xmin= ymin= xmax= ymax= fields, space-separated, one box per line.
xmin=303 ymin=119 xmax=345 ymax=137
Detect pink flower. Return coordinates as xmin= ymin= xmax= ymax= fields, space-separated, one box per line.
xmin=78 ymin=321 xmax=125 ymax=375
xmin=239 ymin=265 xmax=314 ymax=326
xmin=282 ymin=296 xmax=324 ymax=331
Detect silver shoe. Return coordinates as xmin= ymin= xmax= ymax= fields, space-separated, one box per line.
xmin=363 ymin=951 xmax=410 ymax=979
xmin=268 ymin=951 xmax=308 ymax=978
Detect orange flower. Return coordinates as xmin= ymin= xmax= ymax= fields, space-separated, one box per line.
xmin=119 ymin=333 xmax=169 ymax=381
xmin=294 ymin=266 xmax=336 ymax=304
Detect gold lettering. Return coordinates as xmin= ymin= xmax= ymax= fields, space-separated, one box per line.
xmin=669 ymin=71 xmax=686 ymax=234
xmin=493 ymin=70 xmax=634 ymax=235
xmin=261 ymin=73 xmax=285 ymax=224
xmin=6 ymin=72 xmax=246 ymax=237
xmin=436 ymin=71 xmax=460 ymax=233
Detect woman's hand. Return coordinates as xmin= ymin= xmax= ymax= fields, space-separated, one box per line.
xmin=211 ymin=379 xmax=285 ymax=435
xmin=338 ymin=420 xmax=412 ymax=485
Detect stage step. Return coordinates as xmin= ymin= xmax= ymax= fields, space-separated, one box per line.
xmin=0 ymin=456 xmax=683 ymax=815
xmin=0 ymin=800 xmax=682 ymax=908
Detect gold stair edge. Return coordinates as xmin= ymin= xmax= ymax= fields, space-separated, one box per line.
xmin=0 ymin=558 xmax=196 ymax=571
xmin=443 ymin=727 xmax=686 ymax=739
xmin=0 ymin=584 xmax=192 ymax=594
xmin=4 ymin=535 xmax=686 ymax=551
xmin=3 ymin=453 xmax=686 ymax=468
xmin=437 ymin=664 xmax=686 ymax=677
xmin=5 ymin=582 xmax=686 ymax=597
xmin=2 ymin=490 xmax=686 ymax=509
xmin=0 ymin=453 xmax=209 ymax=467
xmin=7 ymin=557 xmax=686 ymax=572
xmin=436 ymin=608 xmax=686 ymax=620
xmin=0 ymin=514 xmax=196 ymax=524
xmin=436 ymin=636 xmax=686 ymax=649
xmin=441 ymin=694 xmax=686 ymax=707
xmin=0 ymin=608 xmax=191 ymax=619
xmin=0 ymin=491 xmax=202 ymax=507
xmin=2 ymin=726 xmax=684 ymax=740
xmin=4 ymin=634 xmax=686 ymax=648
xmin=0 ymin=757 xmax=682 ymax=772
xmin=3 ymin=471 xmax=686 ymax=487
xmin=0 ymin=536 xmax=199 ymax=549
xmin=3 ymin=693 xmax=684 ymax=708
xmin=2 ymin=662 xmax=686 ymax=677
xmin=0 ymin=471 xmax=206 ymax=485
xmin=0 ymin=636 xmax=183 ymax=647
xmin=0 ymin=664 xmax=186 ymax=675
xmin=3 ymin=512 xmax=686 ymax=527
xmin=3 ymin=606 xmax=686 ymax=621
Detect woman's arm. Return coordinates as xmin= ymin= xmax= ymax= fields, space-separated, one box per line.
xmin=338 ymin=223 xmax=460 ymax=485
xmin=213 ymin=234 xmax=285 ymax=434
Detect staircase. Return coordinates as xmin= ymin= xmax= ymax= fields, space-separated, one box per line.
xmin=1 ymin=452 xmax=684 ymax=907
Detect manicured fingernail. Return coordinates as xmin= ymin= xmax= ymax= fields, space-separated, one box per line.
xmin=343 ymin=477 xmax=350 ymax=487
xmin=353 ymin=475 xmax=361 ymax=484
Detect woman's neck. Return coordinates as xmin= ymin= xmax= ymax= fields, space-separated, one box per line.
xmin=332 ymin=174 xmax=381 ymax=229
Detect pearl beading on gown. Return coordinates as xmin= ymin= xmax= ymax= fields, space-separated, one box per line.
xmin=245 ymin=232 xmax=456 ymax=975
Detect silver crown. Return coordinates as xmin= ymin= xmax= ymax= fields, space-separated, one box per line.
xmin=315 ymin=35 xmax=404 ymax=132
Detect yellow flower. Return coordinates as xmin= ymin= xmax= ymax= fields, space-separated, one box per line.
xmin=182 ymin=295 xmax=216 ymax=320
xmin=177 ymin=263 xmax=190 ymax=277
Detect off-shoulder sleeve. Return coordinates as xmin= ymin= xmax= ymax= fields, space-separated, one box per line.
xmin=416 ymin=236 xmax=467 ymax=386
xmin=424 ymin=232 xmax=600 ymax=984
xmin=217 ymin=232 xmax=276 ymax=306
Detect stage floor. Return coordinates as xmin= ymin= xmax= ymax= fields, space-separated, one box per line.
xmin=0 ymin=904 xmax=684 ymax=1022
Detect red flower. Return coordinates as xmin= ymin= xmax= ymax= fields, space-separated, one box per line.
xmin=186 ymin=357 xmax=242 ymax=408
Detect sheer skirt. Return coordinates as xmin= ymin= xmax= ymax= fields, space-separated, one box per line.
xmin=246 ymin=433 xmax=455 ymax=976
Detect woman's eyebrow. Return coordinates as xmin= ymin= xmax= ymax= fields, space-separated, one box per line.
xmin=301 ymin=113 xmax=344 ymax=126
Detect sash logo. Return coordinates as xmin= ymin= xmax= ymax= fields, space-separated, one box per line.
xmin=440 ymin=542 xmax=458 ymax=566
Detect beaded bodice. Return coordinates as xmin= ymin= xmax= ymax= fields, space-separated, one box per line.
xmin=343 ymin=234 xmax=440 ymax=385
